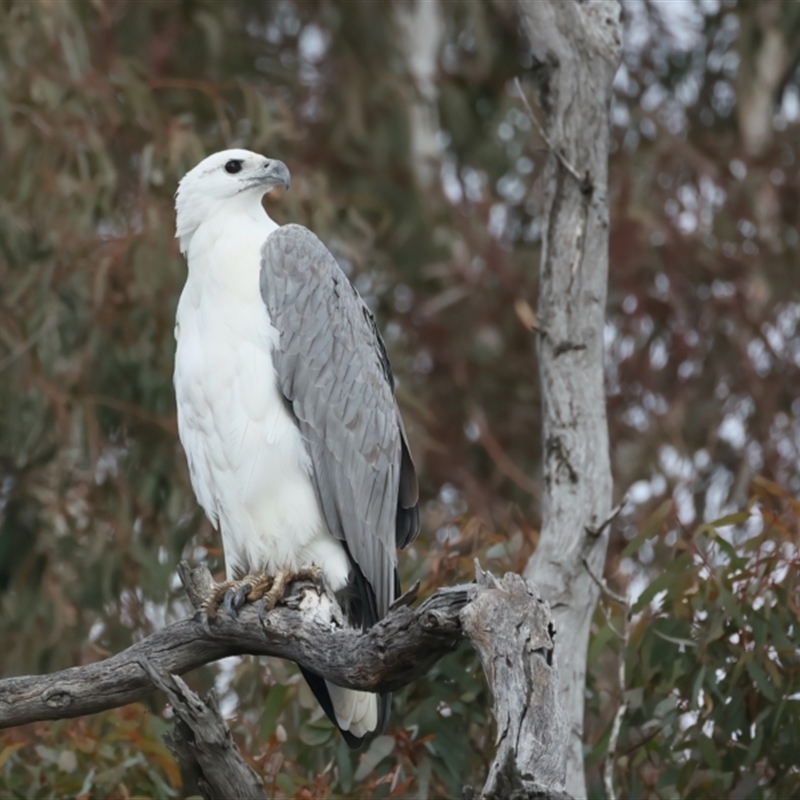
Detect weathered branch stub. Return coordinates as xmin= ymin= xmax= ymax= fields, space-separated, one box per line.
xmin=139 ymin=658 xmax=267 ymax=800
xmin=462 ymin=565 xmax=570 ymax=800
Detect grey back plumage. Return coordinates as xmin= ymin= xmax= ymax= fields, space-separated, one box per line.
xmin=260 ymin=224 xmax=419 ymax=622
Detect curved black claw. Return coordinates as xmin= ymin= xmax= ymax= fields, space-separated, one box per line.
xmin=222 ymin=589 xmax=237 ymax=618
xmin=223 ymin=583 xmax=252 ymax=618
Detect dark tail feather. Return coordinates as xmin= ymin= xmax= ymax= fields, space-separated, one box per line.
xmin=290 ymin=560 xmax=395 ymax=749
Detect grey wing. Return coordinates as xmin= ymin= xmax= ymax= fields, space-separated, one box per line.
xmin=260 ymin=224 xmax=419 ymax=622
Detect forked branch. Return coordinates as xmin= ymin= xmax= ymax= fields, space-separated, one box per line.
xmin=0 ymin=563 xmax=571 ymax=800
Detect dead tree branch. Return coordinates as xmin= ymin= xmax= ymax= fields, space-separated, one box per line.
xmin=1 ymin=563 xmax=571 ymax=799
xmin=139 ymin=658 xmax=267 ymax=800
xmin=462 ymin=566 xmax=571 ymax=800
xmin=0 ymin=565 xmax=469 ymax=730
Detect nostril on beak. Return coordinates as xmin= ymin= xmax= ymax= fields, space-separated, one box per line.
xmin=261 ymin=159 xmax=291 ymax=190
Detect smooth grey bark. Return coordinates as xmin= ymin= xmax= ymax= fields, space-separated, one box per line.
xmin=396 ymin=0 xmax=444 ymax=188
xmin=515 ymin=2 xmax=622 ymax=797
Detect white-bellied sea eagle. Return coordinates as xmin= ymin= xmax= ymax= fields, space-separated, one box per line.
xmin=173 ymin=149 xmax=419 ymax=748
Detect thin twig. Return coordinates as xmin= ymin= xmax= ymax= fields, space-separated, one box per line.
xmin=0 ymin=315 xmax=58 ymax=373
xmin=597 ymin=602 xmax=625 ymax=642
xmin=470 ymin=406 xmax=541 ymax=499
xmin=581 ymin=559 xmax=626 ymax=606
xmin=582 ymin=559 xmax=630 ymax=800
xmin=149 ymin=77 xmax=251 ymax=93
xmin=83 ymin=394 xmax=178 ymax=435
xmin=513 ymin=77 xmax=582 ymax=183
xmin=585 ymin=501 xmax=625 ymax=538
xmin=604 ymin=617 xmax=629 ymax=800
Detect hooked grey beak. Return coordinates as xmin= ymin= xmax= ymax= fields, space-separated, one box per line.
xmin=262 ymin=159 xmax=291 ymax=191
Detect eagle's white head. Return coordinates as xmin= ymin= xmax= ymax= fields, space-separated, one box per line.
xmin=175 ymin=148 xmax=290 ymax=253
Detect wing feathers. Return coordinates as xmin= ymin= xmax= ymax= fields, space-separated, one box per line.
xmin=396 ymin=434 xmax=420 ymax=549
xmin=260 ymin=224 xmax=419 ymax=624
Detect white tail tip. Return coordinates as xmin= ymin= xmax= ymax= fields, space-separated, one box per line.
xmin=325 ymin=682 xmax=379 ymax=738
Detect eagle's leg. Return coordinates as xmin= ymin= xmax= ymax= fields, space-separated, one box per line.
xmin=252 ymin=566 xmax=324 ymax=613
xmin=201 ymin=567 xmax=324 ymax=624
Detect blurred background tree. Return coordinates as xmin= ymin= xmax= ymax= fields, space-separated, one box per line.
xmin=0 ymin=0 xmax=798 ymax=797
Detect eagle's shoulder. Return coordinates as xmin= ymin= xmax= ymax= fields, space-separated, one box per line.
xmin=260 ymin=224 xmax=393 ymax=384
xmin=262 ymin=223 xmax=335 ymax=279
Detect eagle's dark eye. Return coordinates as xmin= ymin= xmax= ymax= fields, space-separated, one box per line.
xmin=224 ymin=159 xmax=243 ymax=174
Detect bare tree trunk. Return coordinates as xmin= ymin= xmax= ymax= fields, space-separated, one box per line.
xmin=736 ymin=1 xmax=800 ymax=157
xmin=515 ymin=2 xmax=621 ymax=797
xmin=396 ymin=0 xmax=444 ymax=188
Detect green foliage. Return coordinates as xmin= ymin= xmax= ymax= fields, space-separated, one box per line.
xmin=588 ymin=481 xmax=800 ymax=799
xmin=0 ymin=707 xmax=179 ymax=799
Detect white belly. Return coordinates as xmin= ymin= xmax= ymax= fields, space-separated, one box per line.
xmin=173 ymin=218 xmax=350 ymax=589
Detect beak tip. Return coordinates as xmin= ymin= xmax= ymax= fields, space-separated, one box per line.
xmin=263 ymin=159 xmax=291 ymax=192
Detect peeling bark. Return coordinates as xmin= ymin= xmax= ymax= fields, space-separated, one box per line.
xmin=462 ymin=567 xmax=570 ymax=800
